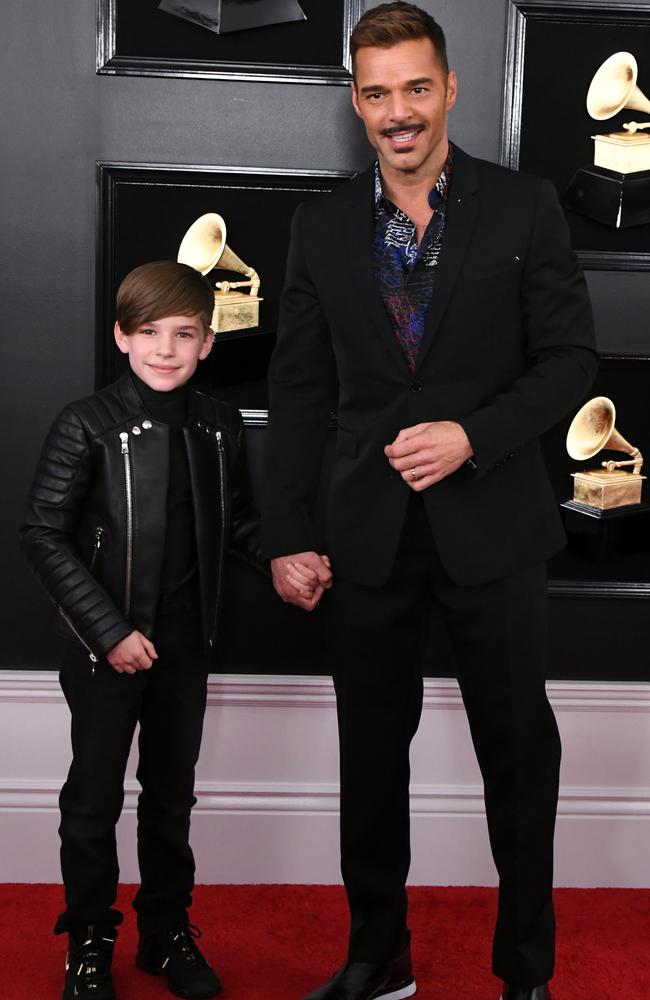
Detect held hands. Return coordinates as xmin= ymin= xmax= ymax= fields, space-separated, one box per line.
xmin=107 ymin=630 xmax=158 ymax=674
xmin=271 ymin=552 xmax=332 ymax=611
xmin=385 ymin=421 xmax=473 ymax=491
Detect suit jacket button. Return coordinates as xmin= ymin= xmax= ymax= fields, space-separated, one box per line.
xmin=409 ymin=382 xmax=423 ymax=393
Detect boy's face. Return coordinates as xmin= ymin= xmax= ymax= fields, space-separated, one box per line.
xmin=114 ymin=314 xmax=214 ymax=392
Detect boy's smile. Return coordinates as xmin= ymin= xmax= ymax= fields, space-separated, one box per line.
xmin=114 ymin=314 xmax=214 ymax=391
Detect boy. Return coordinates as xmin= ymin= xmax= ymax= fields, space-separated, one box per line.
xmin=20 ymin=260 xmax=262 ymax=1000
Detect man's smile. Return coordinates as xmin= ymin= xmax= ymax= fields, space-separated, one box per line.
xmin=381 ymin=124 xmax=425 ymax=148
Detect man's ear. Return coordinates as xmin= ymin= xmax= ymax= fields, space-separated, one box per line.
xmin=199 ymin=328 xmax=215 ymax=361
xmin=114 ymin=322 xmax=130 ymax=354
xmin=445 ymin=70 xmax=458 ymax=113
xmin=351 ymin=82 xmax=362 ymax=118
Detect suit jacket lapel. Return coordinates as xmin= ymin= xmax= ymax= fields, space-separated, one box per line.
xmin=414 ymin=145 xmax=480 ymax=373
xmin=342 ymin=168 xmax=412 ymax=373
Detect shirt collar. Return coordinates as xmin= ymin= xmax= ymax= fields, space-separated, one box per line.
xmin=374 ymin=142 xmax=454 ymax=216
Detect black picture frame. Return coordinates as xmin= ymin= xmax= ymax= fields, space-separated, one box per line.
xmin=96 ymin=0 xmax=363 ymax=84
xmin=96 ymin=160 xmax=351 ymax=413
xmin=501 ymin=1 xmax=650 ymax=271
xmin=543 ymin=354 xmax=650 ymax=599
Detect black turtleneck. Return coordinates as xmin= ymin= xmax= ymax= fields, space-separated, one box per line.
xmin=130 ymin=372 xmax=198 ymax=602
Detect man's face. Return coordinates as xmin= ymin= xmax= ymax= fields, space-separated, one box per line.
xmin=114 ymin=314 xmax=214 ymax=391
xmin=351 ymin=37 xmax=457 ymax=179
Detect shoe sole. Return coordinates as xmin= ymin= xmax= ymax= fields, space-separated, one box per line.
xmin=373 ymin=980 xmax=416 ymax=1000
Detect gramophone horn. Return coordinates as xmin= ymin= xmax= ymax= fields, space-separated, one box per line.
xmin=177 ymin=213 xmax=227 ymax=275
xmin=566 ymin=396 xmax=637 ymax=460
xmin=215 ymin=242 xmax=256 ymax=281
xmin=587 ymin=51 xmax=650 ymax=120
xmin=178 ymin=212 xmax=257 ymax=284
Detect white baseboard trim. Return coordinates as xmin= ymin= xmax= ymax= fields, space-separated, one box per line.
xmin=3 ymin=778 xmax=650 ymax=819
xmin=1 ymin=672 xmax=649 ymax=886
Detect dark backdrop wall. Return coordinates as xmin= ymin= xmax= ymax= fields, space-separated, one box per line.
xmin=2 ymin=0 xmax=648 ymax=678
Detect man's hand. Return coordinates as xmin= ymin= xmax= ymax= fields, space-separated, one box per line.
xmin=107 ymin=631 xmax=158 ymax=674
xmin=385 ymin=421 xmax=473 ymax=491
xmin=271 ymin=552 xmax=332 ymax=611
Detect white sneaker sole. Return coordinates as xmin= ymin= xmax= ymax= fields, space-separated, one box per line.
xmin=375 ymin=981 xmax=417 ymax=1000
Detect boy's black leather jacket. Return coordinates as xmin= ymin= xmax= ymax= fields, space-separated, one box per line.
xmin=20 ymin=374 xmax=262 ymax=661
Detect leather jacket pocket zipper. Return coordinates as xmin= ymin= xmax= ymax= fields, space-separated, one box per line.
xmin=119 ymin=432 xmax=134 ymax=617
xmin=89 ymin=526 xmax=104 ymax=572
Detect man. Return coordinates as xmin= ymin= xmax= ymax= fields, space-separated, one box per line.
xmin=262 ymin=4 xmax=597 ymax=999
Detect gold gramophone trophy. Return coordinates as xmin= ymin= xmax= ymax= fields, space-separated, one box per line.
xmin=177 ymin=213 xmax=262 ymax=334
xmin=564 ymin=52 xmax=650 ymax=228
xmin=566 ymin=396 xmax=645 ymax=511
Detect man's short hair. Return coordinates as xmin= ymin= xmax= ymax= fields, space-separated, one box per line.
xmin=116 ymin=261 xmax=214 ymax=334
xmin=350 ymin=2 xmax=449 ymax=76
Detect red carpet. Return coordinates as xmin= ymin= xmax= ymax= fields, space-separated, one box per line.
xmin=1 ymin=884 xmax=649 ymax=998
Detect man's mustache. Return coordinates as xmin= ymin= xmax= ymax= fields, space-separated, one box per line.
xmin=380 ymin=123 xmax=425 ymax=137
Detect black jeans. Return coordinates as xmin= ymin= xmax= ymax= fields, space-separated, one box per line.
xmin=54 ymin=599 xmax=209 ymax=936
xmin=326 ymin=494 xmax=561 ymax=989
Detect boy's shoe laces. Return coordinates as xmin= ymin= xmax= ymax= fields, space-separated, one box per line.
xmin=163 ymin=924 xmax=208 ymax=969
xmin=65 ymin=932 xmax=115 ymax=997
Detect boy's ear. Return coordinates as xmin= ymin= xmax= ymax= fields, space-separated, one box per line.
xmin=198 ymin=328 xmax=215 ymax=361
xmin=114 ymin=322 xmax=130 ymax=355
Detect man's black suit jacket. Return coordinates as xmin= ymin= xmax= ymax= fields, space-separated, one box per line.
xmin=262 ymin=145 xmax=598 ymax=588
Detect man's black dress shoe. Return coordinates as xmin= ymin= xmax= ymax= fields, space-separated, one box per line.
xmin=302 ymin=946 xmax=416 ymax=1000
xmin=501 ymin=984 xmax=551 ymax=1000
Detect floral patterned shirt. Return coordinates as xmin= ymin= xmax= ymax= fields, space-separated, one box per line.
xmin=372 ymin=144 xmax=454 ymax=372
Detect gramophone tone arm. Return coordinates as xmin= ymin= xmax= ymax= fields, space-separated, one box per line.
xmin=216 ymin=279 xmax=253 ymax=293
xmin=623 ymin=121 xmax=650 ymax=133
xmin=601 ymin=447 xmax=643 ymax=475
xmin=247 ymin=267 xmax=260 ymax=297
xmin=215 ymin=267 xmax=260 ymax=297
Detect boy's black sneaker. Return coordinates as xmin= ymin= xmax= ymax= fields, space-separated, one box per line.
xmin=136 ymin=924 xmax=222 ymax=998
xmin=62 ymin=927 xmax=116 ymax=1000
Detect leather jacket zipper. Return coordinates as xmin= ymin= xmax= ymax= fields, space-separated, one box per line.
xmin=119 ymin=432 xmax=134 ymax=617
xmin=89 ymin=526 xmax=104 ymax=572
xmin=58 ymin=527 xmax=104 ymax=672
xmin=210 ymin=430 xmax=227 ymax=648
xmin=58 ymin=606 xmax=98 ymax=671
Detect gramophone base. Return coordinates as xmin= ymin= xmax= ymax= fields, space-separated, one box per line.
xmin=562 ymin=165 xmax=650 ymax=229
xmin=560 ymin=500 xmax=650 ymax=561
xmin=570 ymin=469 xmax=645 ymax=511
xmin=212 ymin=292 xmax=262 ymax=334
xmin=158 ymin=0 xmax=306 ymax=35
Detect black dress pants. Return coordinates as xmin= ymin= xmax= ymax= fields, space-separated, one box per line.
xmin=54 ymin=600 xmax=209 ymax=936
xmin=326 ymin=494 xmax=561 ymax=989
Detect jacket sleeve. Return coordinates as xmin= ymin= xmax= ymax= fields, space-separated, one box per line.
xmin=458 ymin=178 xmax=598 ymax=476
xmin=19 ymin=405 xmax=132 ymax=660
xmin=227 ymin=413 xmax=268 ymax=575
xmin=261 ymin=203 xmax=338 ymax=558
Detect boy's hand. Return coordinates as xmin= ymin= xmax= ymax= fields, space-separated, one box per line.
xmin=271 ymin=552 xmax=332 ymax=611
xmin=107 ymin=631 xmax=158 ymax=674
xmin=286 ymin=560 xmax=325 ymax=598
